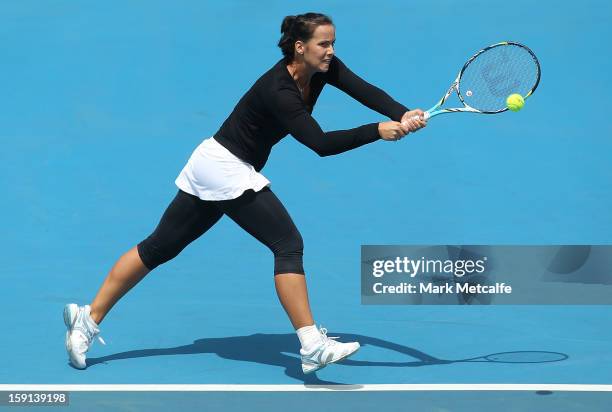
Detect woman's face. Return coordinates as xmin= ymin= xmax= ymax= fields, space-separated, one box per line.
xmin=298 ymin=24 xmax=336 ymax=72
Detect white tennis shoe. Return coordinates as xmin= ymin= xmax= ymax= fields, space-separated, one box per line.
xmin=300 ymin=327 xmax=360 ymax=374
xmin=63 ymin=304 xmax=105 ymax=369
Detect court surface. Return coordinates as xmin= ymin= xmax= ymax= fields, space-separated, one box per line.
xmin=1 ymin=1 xmax=611 ymax=410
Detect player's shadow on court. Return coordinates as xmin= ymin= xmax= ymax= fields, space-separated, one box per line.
xmin=87 ymin=333 xmax=568 ymax=385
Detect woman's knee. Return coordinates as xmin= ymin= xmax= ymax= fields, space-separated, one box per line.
xmin=137 ymin=235 xmax=182 ymax=271
xmin=272 ymin=227 xmax=305 ymax=275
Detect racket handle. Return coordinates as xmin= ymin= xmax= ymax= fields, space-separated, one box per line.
xmin=410 ymin=112 xmax=430 ymax=121
xmin=402 ymin=111 xmax=430 ymax=129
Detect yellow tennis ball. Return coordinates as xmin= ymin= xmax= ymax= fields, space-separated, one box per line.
xmin=506 ymin=93 xmax=525 ymax=112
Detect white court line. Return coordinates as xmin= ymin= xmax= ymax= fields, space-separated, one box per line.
xmin=1 ymin=384 xmax=612 ymax=392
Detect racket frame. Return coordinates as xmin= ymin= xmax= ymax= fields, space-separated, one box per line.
xmin=424 ymin=41 xmax=541 ymax=120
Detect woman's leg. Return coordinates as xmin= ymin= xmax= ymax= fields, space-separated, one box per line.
xmin=274 ymin=274 xmax=314 ymax=329
xmin=219 ymin=188 xmax=359 ymax=373
xmin=89 ymin=190 xmax=224 ymax=324
xmin=89 ymin=246 xmax=150 ymax=324
xmin=218 ymin=188 xmax=313 ymax=329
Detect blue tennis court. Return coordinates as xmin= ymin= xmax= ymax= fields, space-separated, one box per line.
xmin=1 ymin=0 xmax=611 ymax=410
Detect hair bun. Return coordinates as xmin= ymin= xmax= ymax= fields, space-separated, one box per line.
xmin=280 ymin=15 xmax=296 ymax=34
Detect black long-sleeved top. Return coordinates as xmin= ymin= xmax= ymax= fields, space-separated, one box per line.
xmin=214 ymin=56 xmax=409 ymax=171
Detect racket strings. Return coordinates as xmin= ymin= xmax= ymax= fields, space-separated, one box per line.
xmin=459 ymin=44 xmax=540 ymax=113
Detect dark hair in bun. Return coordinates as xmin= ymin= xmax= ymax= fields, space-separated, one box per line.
xmin=278 ymin=13 xmax=334 ymax=63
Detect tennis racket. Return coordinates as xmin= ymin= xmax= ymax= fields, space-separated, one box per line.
xmin=416 ymin=41 xmax=541 ymax=121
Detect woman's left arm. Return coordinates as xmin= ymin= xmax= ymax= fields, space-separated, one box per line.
xmin=326 ymin=57 xmax=425 ymax=130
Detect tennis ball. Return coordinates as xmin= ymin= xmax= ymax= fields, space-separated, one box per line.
xmin=506 ymin=93 xmax=525 ymax=112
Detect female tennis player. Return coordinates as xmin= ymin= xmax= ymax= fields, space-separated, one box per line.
xmin=64 ymin=12 xmax=426 ymax=374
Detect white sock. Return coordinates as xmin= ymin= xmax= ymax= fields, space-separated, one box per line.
xmin=297 ymin=324 xmax=322 ymax=352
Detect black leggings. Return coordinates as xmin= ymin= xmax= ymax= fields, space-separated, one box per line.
xmin=137 ymin=187 xmax=304 ymax=274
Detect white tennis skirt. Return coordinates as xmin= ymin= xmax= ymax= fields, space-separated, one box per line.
xmin=175 ymin=137 xmax=270 ymax=201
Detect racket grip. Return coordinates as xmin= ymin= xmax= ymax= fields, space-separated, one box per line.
xmin=410 ymin=112 xmax=430 ymax=121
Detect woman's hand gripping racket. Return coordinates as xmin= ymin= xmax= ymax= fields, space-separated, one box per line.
xmin=406 ymin=41 xmax=541 ymax=124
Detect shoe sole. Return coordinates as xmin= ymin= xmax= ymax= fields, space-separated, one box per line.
xmin=302 ymin=345 xmax=360 ymax=374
